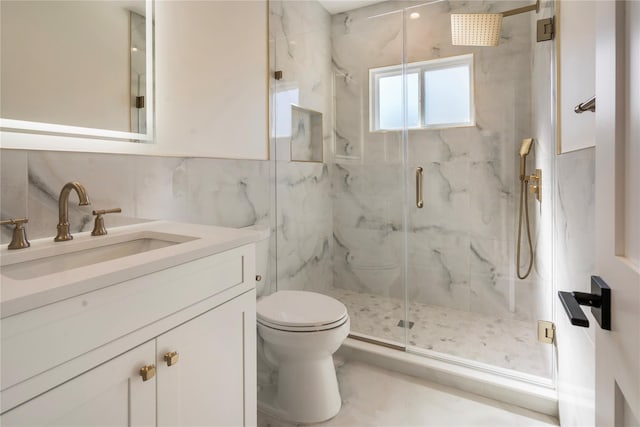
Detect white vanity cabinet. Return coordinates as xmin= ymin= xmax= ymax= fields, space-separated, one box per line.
xmin=156 ymin=292 xmax=256 ymax=427
xmin=3 ymin=293 xmax=256 ymax=427
xmin=2 ymin=341 xmax=157 ymax=426
xmin=0 ymin=228 xmax=258 ymax=427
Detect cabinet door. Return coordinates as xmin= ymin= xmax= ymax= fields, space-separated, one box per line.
xmin=1 ymin=341 xmax=156 ymax=427
xmin=155 ymin=0 xmax=268 ymax=159
xmin=157 ymin=292 xmax=256 ymax=427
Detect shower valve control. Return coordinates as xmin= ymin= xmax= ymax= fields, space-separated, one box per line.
xmin=526 ymin=169 xmax=542 ymax=201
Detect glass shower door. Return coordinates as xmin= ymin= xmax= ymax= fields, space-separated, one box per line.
xmin=403 ymin=0 xmax=555 ymax=383
xmin=324 ymin=6 xmax=410 ymax=348
xmin=269 ymin=1 xmax=409 ymax=347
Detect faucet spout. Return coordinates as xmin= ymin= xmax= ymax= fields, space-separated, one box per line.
xmin=54 ymin=182 xmax=91 ymax=242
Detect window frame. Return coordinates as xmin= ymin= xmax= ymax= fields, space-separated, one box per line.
xmin=369 ymin=53 xmax=475 ymax=132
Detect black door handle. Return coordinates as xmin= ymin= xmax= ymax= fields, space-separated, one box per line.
xmin=558 ymin=275 xmax=611 ymax=330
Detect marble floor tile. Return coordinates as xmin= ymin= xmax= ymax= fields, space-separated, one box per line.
xmin=258 ymin=361 xmax=558 ymax=427
xmin=324 ymin=288 xmax=551 ymax=378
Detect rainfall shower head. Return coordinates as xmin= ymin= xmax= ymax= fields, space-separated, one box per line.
xmin=450 ymin=0 xmax=539 ymax=46
xmin=451 ymin=14 xmax=503 ymax=46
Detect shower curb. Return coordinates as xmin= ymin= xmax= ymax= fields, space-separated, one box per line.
xmin=336 ymin=338 xmax=559 ymax=418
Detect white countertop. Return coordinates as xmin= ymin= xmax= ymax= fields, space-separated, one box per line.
xmin=0 ymin=221 xmax=264 ymax=318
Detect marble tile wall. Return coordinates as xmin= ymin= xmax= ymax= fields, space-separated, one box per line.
xmin=270 ymin=0 xmax=335 ymax=294
xmin=270 ymin=0 xmax=333 ymax=162
xmin=329 ymin=0 xmax=546 ymax=324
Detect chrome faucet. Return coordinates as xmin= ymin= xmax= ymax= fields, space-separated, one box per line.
xmin=54 ymin=182 xmax=91 ymax=242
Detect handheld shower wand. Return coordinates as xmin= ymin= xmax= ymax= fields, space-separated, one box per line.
xmin=519 ymin=138 xmax=534 ymax=181
xmin=517 ymin=138 xmax=534 ymax=279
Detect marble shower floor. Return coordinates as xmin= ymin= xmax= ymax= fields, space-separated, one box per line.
xmin=258 ymin=361 xmax=558 ymax=427
xmin=324 ymin=288 xmax=551 ymax=378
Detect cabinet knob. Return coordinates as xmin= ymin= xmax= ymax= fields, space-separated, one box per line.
xmin=256 ymin=275 xmax=262 ymax=282
xmin=164 ymin=351 xmax=179 ymax=367
xmin=139 ymin=364 xmax=156 ymax=381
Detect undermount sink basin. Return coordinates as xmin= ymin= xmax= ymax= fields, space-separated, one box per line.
xmin=2 ymin=234 xmax=192 ymax=280
xmin=0 ymin=221 xmax=263 ymax=318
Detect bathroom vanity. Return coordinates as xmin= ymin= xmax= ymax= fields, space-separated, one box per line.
xmin=0 ymin=221 xmax=259 ymax=426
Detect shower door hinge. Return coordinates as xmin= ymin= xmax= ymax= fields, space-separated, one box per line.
xmin=135 ymin=96 xmax=145 ymax=109
xmin=537 ymin=17 xmax=554 ymax=42
xmin=538 ymin=320 xmax=555 ymax=344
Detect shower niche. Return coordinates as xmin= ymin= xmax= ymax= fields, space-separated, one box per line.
xmin=290 ymin=105 xmax=323 ymax=163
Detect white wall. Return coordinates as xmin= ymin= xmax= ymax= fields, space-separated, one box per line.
xmin=555 ymin=148 xmax=596 ymax=427
xmin=155 ymin=0 xmax=269 ymax=160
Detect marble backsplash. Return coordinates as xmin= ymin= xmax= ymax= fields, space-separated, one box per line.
xmin=0 ymin=150 xmax=271 ymax=237
xmin=0 ymin=148 xmax=278 ymax=292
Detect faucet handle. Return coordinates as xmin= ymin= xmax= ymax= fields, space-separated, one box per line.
xmin=1 ymin=217 xmax=31 ymax=250
xmin=91 ymin=208 xmax=122 ymax=236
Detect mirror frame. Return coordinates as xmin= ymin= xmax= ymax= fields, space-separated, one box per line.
xmin=0 ymin=0 xmax=154 ymax=150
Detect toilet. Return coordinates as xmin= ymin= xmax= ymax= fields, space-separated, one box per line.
xmin=247 ymin=225 xmax=350 ymax=424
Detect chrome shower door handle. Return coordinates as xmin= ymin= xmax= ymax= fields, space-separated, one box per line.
xmin=416 ymin=167 xmax=424 ymax=208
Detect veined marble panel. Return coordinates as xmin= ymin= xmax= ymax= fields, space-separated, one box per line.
xmin=275 ymin=161 xmax=333 ymax=293
xmin=270 ymin=0 xmax=334 ymax=295
xmin=184 ymin=158 xmax=271 ymax=228
xmin=270 ymin=0 xmax=333 ymax=163
xmin=25 ymin=150 xmax=139 ymax=239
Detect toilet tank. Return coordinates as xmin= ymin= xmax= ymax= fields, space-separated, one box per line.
xmin=243 ymin=224 xmax=270 ymax=297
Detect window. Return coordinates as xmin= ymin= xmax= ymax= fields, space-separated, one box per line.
xmin=369 ymin=54 xmax=474 ymax=131
xmin=272 ymin=86 xmax=299 ymax=138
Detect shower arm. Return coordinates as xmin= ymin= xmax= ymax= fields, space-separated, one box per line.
xmin=502 ymin=0 xmax=539 ymax=17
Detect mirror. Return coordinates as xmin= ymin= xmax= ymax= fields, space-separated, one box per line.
xmin=0 ymin=0 xmax=153 ymax=142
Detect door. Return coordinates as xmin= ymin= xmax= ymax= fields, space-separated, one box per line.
xmin=403 ymin=0 xmax=555 ymax=382
xmin=1 ymin=341 xmax=156 ymax=426
xmin=594 ymin=1 xmax=640 ymax=425
xmin=156 ymin=292 xmax=256 ymax=426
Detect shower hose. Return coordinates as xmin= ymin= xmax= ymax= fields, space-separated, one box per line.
xmin=516 ymin=178 xmax=534 ymax=280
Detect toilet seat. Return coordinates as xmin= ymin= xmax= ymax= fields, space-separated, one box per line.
xmin=257 ymin=315 xmax=348 ymax=332
xmin=257 ymin=291 xmax=348 ymax=332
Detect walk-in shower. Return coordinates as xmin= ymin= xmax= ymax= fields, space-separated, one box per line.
xmin=270 ymin=0 xmax=556 ymax=386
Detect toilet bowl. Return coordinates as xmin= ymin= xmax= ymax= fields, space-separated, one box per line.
xmin=244 ymin=225 xmax=350 ymax=424
xmin=257 ymin=291 xmax=349 ymax=423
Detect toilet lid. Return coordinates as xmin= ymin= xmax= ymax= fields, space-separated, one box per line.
xmin=257 ymin=291 xmax=348 ymax=328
